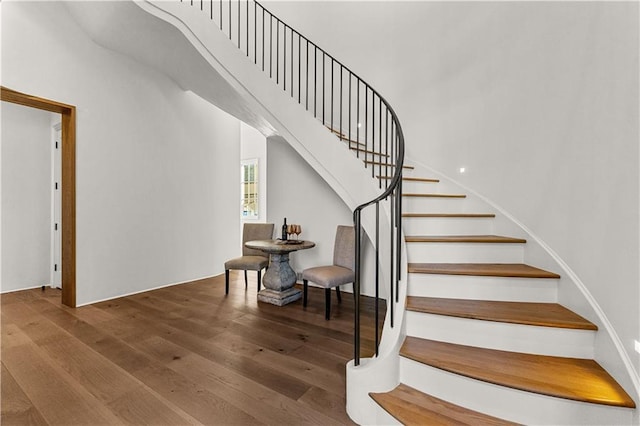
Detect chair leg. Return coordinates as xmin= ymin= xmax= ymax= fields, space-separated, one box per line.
xmin=336 ymin=286 xmax=342 ymax=303
xmin=244 ymin=270 xmax=248 ymax=289
xmin=303 ymin=279 xmax=308 ymax=307
xmin=325 ymin=288 xmax=331 ymax=320
xmin=257 ymin=270 xmax=262 ymax=292
xmin=225 ymin=270 xmax=230 ymax=295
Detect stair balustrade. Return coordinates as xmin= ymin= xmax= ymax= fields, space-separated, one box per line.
xmin=181 ymin=0 xmax=405 ymax=365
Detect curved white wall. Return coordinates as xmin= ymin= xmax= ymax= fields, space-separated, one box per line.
xmin=265 ymin=0 xmax=639 ymax=383
xmin=1 ymin=1 xmax=242 ymax=305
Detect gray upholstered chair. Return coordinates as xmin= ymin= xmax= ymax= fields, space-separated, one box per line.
xmin=224 ymin=223 xmax=274 ymax=295
xmin=302 ymin=225 xmax=355 ymax=320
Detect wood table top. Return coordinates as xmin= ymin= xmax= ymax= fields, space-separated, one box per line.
xmin=245 ymin=239 xmax=315 ymax=253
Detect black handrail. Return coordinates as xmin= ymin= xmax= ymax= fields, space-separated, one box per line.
xmin=181 ymin=0 xmax=404 ymax=366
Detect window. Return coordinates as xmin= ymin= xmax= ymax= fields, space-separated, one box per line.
xmin=241 ymin=159 xmax=259 ymax=219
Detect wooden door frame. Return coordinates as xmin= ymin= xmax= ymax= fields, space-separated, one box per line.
xmin=1 ymin=86 xmax=76 ymax=307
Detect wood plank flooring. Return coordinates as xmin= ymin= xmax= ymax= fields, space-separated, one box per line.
xmin=1 ymin=273 xmax=384 ymax=425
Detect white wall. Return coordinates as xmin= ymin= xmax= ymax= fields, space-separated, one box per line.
xmin=267 ymin=135 xmax=379 ymax=297
xmin=267 ymin=135 xmax=353 ymax=279
xmin=266 ymin=1 xmax=639 ymax=377
xmin=1 ymin=102 xmax=54 ymax=292
xmin=1 ymin=1 xmax=241 ymax=305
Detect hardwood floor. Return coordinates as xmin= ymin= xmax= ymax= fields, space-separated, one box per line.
xmin=1 ymin=273 xmax=384 ymax=425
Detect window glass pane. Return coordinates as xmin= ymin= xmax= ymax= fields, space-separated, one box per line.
xmin=241 ymin=159 xmax=259 ymax=219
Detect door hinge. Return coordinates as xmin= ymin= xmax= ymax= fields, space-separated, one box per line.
xmin=55 ymin=141 xmax=59 ymax=149
xmin=54 ymin=223 xmax=58 ymax=231
xmin=55 ymin=182 xmax=58 ymax=190
xmin=54 ymin=264 xmax=58 ymax=272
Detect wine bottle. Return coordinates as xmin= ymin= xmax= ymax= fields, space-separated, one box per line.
xmin=281 ymin=218 xmax=288 ymax=240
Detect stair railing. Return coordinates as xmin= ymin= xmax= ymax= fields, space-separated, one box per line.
xmin=181 ymin=0 xmax=404 ymax=366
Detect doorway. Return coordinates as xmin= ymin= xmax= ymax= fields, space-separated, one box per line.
xmin=1 ymin=86 xmax=76 ymax=307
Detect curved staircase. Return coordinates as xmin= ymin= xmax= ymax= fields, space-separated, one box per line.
xmin=369 ymin=170 xmax=636 ymax=424
xmin=112 ymin=1 xmax=635 ymax=423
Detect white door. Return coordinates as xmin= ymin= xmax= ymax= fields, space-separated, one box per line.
xmin=51 ymin=124 xmax=62 ymax=288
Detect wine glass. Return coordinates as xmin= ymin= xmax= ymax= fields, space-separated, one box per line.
xmin=294 ymin=224 xmax=302 ymax=240
xmin=287 ymin=224 xmax=295 ymax=240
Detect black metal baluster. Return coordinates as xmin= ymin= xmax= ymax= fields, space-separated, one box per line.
xmin=389 ymin=188 xmax=395 ymax=326
xmin=372 ymin=94 xmax=376 ymax=178
xmin=375 ymin=201 xmax=380 ymax=357
xmin=385 ymin=110 xmax=389 ymax=188
xmin=322 ymin=52 xmax=325 ymax=124
xmin=283 ymin=25 xmax=286 ymax=90
xmin=269 ymin=15 xmax=272 ymax=78
xmin=391 ymin=119 xmax=395 ymax=175
xmin=348 ymin=73 xmax=352 ymax=147
xmin=305 ymin=40 xmax=309 ymax=111
xmin=390 ymin=189 xmax=394 ymax=328
xmin=364 ymin=86 xmax=368 ymax=166
xmin=254 ymin=1 xmax=257 ymax=64
xmin=276 ymin=20 xmax=279 ymax=85
xmin=237 ymin=0 xmax=240 ymax=48
xmin=378 ymin=98 xmax=382 ymax=187
xmin=228 ymin=0 xmax=231 ymax=39
xmin=330 ymin=58 xmax=334 ymax=131
xmin=356 ymin=80 xmax=360 ymax=159
xmin=313 ymin=47 xmax=317 ymax=117
xmin=396 ymin=176 xmax=402 ymax=303
xmin=245 ymin=0 xmax=249 ymax=55
xmin=339 ymin=65 xmax=343 ymax=141
xmin=219 ymin=0 xmax=222 ymax=29
xmin=291 ymin=28 xmax=294 ymax=98
xmin=353 ymin=210 xmax=361 ymax=366
xmin=298 ymin=34 xmax=301 ymax=103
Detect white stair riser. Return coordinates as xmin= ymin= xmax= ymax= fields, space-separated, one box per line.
xmin=400 ymin=358 xmax=633 ymax=426
xmin=407 ymin=273 xmax=558 ymax=302
xmin=373 ymin=405 xmax=401 ymax=425
xmin=405 ymin=311 xmax=595 ymax=358
xmin=403 ymin=197 xmax=485 ymax=213
xmin=397 ymin=181 xmax=441 ymax=193
xmin=406 ymin=242 xmax=525 ymax=263
xmin=402 ymin=217 xmax=494 ymax=235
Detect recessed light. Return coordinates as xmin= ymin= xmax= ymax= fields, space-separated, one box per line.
xmin=635 ymin=340 xmax=640 ymax=354
xmin=459 ymin=167 xmax=466 ymax=174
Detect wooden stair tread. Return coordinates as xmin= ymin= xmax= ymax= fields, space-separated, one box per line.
xmin=406 ymin=297 xmax=597 ymax=330
xmin=406 ymin=235 xmax=526 ymax=244
xmin=378 ymin=176 xmax=440 ymax=183
xmin=342 ymin=138 xmax=366 ymax=148
xmin=370 ymin=383 xmax=516 ymax=426
xmin=325 ymin=126 xmax=372 ymax=150
xmin=408 ymin=263 xmax=560 ymax=278
xmin=403 ymin=193 xmax=466 ymax=198
xmin=349 ymin=146 xmax=389 ymax=157
xmin=401 ymin=337 xmax=636 ymax=408
xmin=364 ymin=160 xmax=414 ymax=169
xmin=403 ymin=213 xmax=495 ymax=218
xmin=326 ymin=126 xmax=346 ymax=137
